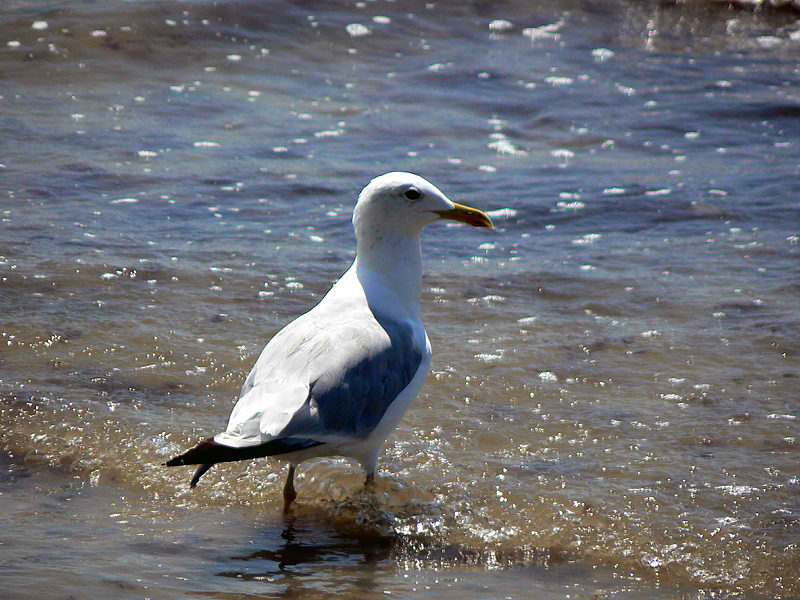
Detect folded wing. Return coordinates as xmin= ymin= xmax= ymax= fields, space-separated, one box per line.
xmin=214 ymin=306 xmax=425 ymax=450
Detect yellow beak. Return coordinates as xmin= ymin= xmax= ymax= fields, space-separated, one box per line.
xmin=435 ymin=202 xmax=494 ymax=229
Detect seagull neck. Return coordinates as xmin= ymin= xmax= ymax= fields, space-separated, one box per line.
xmin=354 ymin=230 xmax=423 ymax=314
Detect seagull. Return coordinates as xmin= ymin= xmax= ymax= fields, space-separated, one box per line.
xmin=165 ymin=172 xmax=493 ymax=511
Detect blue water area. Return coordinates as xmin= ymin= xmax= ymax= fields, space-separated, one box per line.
xmin=1 ymin=0 xmax=799 ymax=598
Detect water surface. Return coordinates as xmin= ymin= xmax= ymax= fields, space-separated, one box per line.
xmin=2 ymin=0 xmax=799 ymax=598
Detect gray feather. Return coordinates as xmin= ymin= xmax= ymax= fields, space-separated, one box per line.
xmin=277 ymin=311 xmax=423 ymax=440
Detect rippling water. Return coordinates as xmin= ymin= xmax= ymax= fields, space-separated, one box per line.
xmin=2 ymin=0 xmax=799 ymax=598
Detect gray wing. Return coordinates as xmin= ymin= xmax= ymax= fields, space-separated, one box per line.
xmin=276 ymin=311 xmax=424 ymax=441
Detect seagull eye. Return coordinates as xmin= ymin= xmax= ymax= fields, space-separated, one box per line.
xmin=404 ymin=188 xmax=421 ymax=200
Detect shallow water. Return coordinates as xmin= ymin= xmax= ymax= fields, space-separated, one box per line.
xmin=2 ymin=0 xmax=799 ymax=598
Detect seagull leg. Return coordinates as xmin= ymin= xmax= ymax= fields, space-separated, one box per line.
xmin=361 ymin=454 xmax=379 ymax=495
xmin=282 ymin=465 xmax=297 ymax=513
xmin=363 ymin=471 xmax=376 ymax=494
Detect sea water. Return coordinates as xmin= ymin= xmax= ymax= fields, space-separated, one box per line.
xmin=2 ymin=0 xmax=799 ymax=597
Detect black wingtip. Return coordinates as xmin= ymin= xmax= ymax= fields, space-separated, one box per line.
xmin=164 ymin=436 xmax=325 ymax=487
xmin=164 ymin=437 xmax=219 ymax=468
xmin=190 ymin=463 xmax=214 ymax=488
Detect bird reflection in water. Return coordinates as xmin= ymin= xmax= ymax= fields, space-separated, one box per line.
xmin=214 ymin=514 xmax=395 ymax=597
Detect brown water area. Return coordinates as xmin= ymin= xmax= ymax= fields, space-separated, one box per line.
xmin=2 ymin=0 xmax=799 ymax=598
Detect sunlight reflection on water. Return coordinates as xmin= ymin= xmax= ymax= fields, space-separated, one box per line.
xmin=2 ymin=0 xmax=800 ymax=597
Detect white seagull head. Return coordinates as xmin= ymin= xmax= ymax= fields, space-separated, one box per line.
xmin=353 ymin=172 xmax=493 ymax=238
